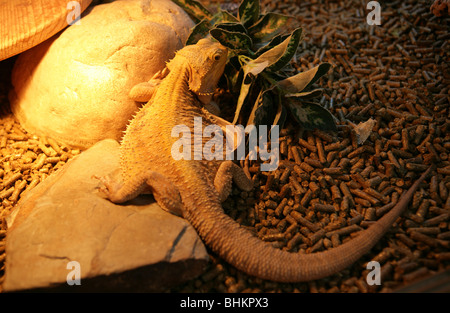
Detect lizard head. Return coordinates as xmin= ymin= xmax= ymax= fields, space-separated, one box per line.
xmin=170 ymin=38 xmax=228 ymax=104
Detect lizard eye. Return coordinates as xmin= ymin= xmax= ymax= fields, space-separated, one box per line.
xmin=212 ymin=50 xmax=223 ymax=61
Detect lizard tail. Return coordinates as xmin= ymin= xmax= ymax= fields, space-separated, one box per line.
xmin=184 ymin=167 xmax=431 ymax=282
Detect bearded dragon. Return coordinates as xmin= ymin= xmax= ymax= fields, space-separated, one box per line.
xmin=98 ymin=38 xmax=431 ymax=282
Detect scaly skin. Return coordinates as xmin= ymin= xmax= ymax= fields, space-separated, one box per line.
xmin=99 ymin=38 xmax=431 ymax=282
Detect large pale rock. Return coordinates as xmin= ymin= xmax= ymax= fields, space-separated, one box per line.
xmin=9 ymin=0 xmax=194 ymax=149
xmin=3 ymin=139 xmax=208 ymax=292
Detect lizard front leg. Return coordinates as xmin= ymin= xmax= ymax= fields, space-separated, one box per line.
xmin=97 ymin=170 xmax=184 ymax=217
xmin=214 ymin=161 xmax=253 ymax=202
xmin=128 ymin=67 xmax=169 ymax=102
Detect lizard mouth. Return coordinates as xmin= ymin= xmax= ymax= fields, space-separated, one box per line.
xmin=192 ymin=88 xmax=216 ymax=105
xmin=190 ymin=87 xmax=216 ymax=104
xmin=189 ymin=84 xmax=215 ymax=96
xmin=196 ymin=91 xmax=214 ymax=96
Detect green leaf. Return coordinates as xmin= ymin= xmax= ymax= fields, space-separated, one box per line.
xmin=171 ymin=0 xmax=213 ymax=23
xmin=231 ymin=53 xmax=271 ymax=124
xmin=247 ymin=89 xmax=274 ymax=127
xmin=273 ymin=93 xmax=286 ymax=128
xmin=231 ymin=55 xmax=274 ymax=124
xmin=210 ymin=28 xmax=253 ymax=51
xmin=266 ymin=71 xmax=290 ymax=82
xmin=268 ymin=27 xmax=303 ymax=72
xmin=238 ymin=0 xmax=260 ymax=27
xmin=278 ymin=63 xmax=331 ymax=94
xmin=214 ymin=22 xmax=248 ymax=34
xmin=230 ymin=30 xmax=299 ymax=124
xmin=214 ymin=10 xmax=239 ymax=23
xmin=236 ymin=29 xmax=302 ymax=77
xmin=254 ymin=34 xmax=289 ymax=56
xmin=245 ymin=60 xmax=270 ymax=77
xmin=245 ymin=31 xmax=298 ymax=74
xmin=186 ymin=19 xmax=211 ymax=45
xmin=285 ymin=89 xmax=324 ymax=100
xmin=233 ymin=75 xmax=253 ymax=124
xmin=223 ymin=63 xmax=242 ymax=93
xmin=249 ymin=13 xmax=294 ymax=43
xmin=287 ymin=99 xmax=337 ymax=131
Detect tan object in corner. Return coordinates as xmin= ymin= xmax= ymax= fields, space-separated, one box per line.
xmin=0 ymin=0 xmax=93 ymax=61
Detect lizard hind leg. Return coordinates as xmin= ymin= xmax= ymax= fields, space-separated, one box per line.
xmin=148 ymin=171 xmax=184 ymax=217
xmin=214 ymin=161 xmax=253 ymax=202
xmin=97 ymin=170 xmax=184 ymax=217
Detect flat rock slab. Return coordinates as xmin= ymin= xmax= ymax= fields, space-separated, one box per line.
xmin=3 ymin=139 xmax=208 ymax=292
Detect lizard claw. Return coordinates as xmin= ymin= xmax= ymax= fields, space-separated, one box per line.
xmin=92 ymin=174 xmax=114 ymax=198
xmin=152 ymin=67 xmax=169 ymax=80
